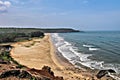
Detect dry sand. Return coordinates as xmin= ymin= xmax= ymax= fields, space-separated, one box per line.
xmin=10 ymin=34 xmax=99 ymax=80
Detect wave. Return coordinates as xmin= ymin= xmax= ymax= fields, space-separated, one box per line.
xmin=51 ymin=33 xmax=93 ymax=66
xmin=83 ymin=44 xmax=94 ymax=48
xmin=83 ymin=44 xmax=100 ymax=51
xmin=108 ymin=72 xmax=120 ymax=80
xmin=89 ymin=47 xmax=100 ymax=51
xmin=51 ymin=33 xmax=120 ymax=79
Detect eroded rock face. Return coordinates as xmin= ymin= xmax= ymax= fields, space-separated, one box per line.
xmin=0 ymin=66 xmax=64 ymax=80
xmin=41 ymin=66 xmax=63 ymax=80
xmin=28 ymin=66 xmax=64 ymax=80
xmin=42 ymin=66 xmax=54 ymax=76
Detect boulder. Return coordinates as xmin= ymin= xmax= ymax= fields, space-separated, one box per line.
xmin=108 ymin=69 xmax=116 ymax=73
xmin=96 ymin=69 xmax=116 ymax=79
xmin=96 ymin=70 xmax=108 ymax=79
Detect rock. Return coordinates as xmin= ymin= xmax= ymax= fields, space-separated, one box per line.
xmin=107 ymin=69 xmax=116 ymax=73
xmin=56 ymin=76 xmax=64 ymax=80
xmin=41 ymin=77 xmax=51 ymax=80
xmin=0 ymin=61 xmax=8 ymax=64
xmin=18 ymin=70 xmax=32 ymax=79
xmin=0 ymin=59 xmax=10 ymax=64
xmin=96 ymin=69 xmax=116 ymax=79
xmin=96 ymin=70 xmax=108 ymax=79
xmin=42 ymin=66 xmax=54 ymax=76
xmin=0 ymin=70 xmax=33 ymax=79
xmin=0 ymin=70 xmax=20 ymax=78
xmin=28 ymin=66 xmax=63 ymax=80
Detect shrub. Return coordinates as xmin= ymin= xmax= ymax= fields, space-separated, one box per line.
xmin=30 ymin=31 xmax=44 ymax=37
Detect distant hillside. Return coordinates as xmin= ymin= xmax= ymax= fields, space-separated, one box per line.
xmin=0 ymin=28 xmax=80 ymax=33
xmin=40 ymin=28 xmax=80 ymax=33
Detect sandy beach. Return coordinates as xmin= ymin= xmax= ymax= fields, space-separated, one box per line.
xmin=10 ymin=34 xmax=100 ymax=80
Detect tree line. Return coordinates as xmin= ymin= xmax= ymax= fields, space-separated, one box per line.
xmin=0 ymin=31 xmax=44 ymax=43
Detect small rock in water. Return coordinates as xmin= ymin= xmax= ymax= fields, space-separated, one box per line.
xmin=107 ymin=69 xmax=116 ymax=73
xmin=96 ymin=69 xmax=116 ymax=79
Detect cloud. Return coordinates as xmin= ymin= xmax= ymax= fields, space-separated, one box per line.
xmin=0 ymin=0 xmax=11 ymax=12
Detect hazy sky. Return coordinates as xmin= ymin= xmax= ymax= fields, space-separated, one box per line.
xmin=0 ymin=0 xmax=120 ymax=31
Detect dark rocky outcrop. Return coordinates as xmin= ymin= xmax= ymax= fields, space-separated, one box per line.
xmin=0 ymin=70 xmax=20 ymax=78
xmin=42 ymin=66 xmax=54 ymax=76
xmin=0 ymin=60 xmax=10 ymax=64
xmin=18 ymin=70 xmax=32 ymax=78
xmin=1 ymin=65 xmax=64 ymax=80
xmin=0 ymin=70 xmax=33 ymax=79
xmin=96 ymin=70 xmax=108 ymax=79
xmin=96 ymin=69 xmax=116 ymax=79
xmin=28 ymin=66 xmax=64 ymax=80
xmin=0 ymin=59 xmax=10 ymax=64
xmin=107 ymin=69 xmax=116 ymax=73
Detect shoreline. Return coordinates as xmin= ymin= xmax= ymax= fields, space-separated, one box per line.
xmin=49 ymin=34 xmax=74 ymax=70
xmin=10 ymin=34 xmax=110 ymax=80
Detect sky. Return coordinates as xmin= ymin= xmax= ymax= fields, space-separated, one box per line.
xmin=0 ymin=0 xmax=120 ymax=31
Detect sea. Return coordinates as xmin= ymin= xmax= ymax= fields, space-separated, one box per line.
xmin=51 ymin=31 xmax=120 ymax=79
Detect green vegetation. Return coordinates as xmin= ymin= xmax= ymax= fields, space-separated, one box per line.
xmin=0 ymin=30 xmax=44 ymax=43
xmin=0 ymin=51 xmax=25 ymax=68
xmin=0 ymin=28 xmax=45 ymax=68
xmin=0 ymin=27 xmax=79 ymax=34
xmin=0 ymin=27 xmax=79 ymax=43
xmin=30 ymin=31 xmax=44 ymax=37
xmin=30 ymin=77 xmax=36 ymax=80
xmin=0 ymin=51 xmax=11 ymax=61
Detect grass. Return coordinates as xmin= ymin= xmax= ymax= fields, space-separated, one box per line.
xmin=0 ymin=51 xmax=25 ymax=69
xmin=0 ymin=51 xmax=11 ymax=61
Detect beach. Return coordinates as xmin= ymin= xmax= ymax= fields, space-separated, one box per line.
xmin=10 ymin=34 xmax=108 ymax=80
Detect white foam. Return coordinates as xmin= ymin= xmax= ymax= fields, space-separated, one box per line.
xmin=51 ymin=33 xmax=104 ymax=69
xmin=69 ymin=47 xmax=92 ymax=61
xmin=51 ymin=33 xmax=120 ymax=78
xmin=83 ymin=44 xmax=94 ymax=48
xmin=64 ymin=41 xmax=72 ymax=46
xmin=108 ymin=72 xmax=120 ymax=80
xmin=52 ymin=33 xmax=100 ymax=70
xmin=89 ymin=47 xmax=100 ymax=51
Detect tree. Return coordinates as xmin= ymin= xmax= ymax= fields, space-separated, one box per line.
xmin=30 ymin=31 xmax=44 ymax=37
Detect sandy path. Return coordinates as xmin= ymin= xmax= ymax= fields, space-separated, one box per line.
xmin=10 ymin=34 xmax=97 ymax=80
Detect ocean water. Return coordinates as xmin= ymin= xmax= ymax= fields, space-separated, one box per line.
xmin=51 ymin=31 xmax=120 ymax=77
